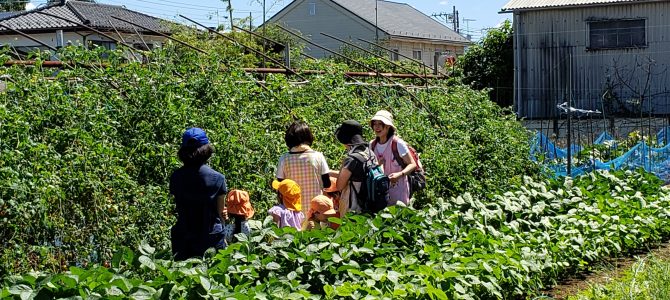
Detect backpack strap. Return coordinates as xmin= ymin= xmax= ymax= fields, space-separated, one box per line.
xmin=390 ymin=137 xmax=407 ymax=169
xmin=346 ymin=147 xmax=369 ymax=209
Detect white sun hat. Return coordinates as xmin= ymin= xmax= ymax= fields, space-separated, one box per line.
xmin=370 ymin=110 xmax=395 ymax=129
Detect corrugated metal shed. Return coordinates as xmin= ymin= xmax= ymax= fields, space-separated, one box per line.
xmin=510 ymin=0 xmax=670 ymax=119
xmin=502 ymin=0 xmax=648 ymax=12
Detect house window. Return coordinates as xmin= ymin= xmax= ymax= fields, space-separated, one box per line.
xmin=133 ymin=43 xmax=154 ymax=51
xmin=589 ymin=19 xmax=645 ymax=49
xmin=308 ymin=3 xmax=316 ymax=15
xmin=390 ymin=49 xmax=399 ymax=61
xmin=412 ymin=50 xmax=422 ymax=60
xmin=88 ymin=40 xmax=116 ymax=50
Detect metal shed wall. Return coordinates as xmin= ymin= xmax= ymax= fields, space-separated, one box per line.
xmin=514 ymin=1 xmax=670 ymax=119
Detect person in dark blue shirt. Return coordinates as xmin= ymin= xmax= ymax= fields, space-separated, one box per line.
xmin=170 ymin=128 xmax=227 ymax=260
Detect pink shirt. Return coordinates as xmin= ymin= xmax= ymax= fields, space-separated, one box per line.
xmin=371 ymin=137 xmax=411 ymax=205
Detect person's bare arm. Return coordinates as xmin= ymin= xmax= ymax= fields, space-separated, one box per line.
xmin=337 ymin=167 xmax=351 ymax=191
xmin=217 ymin=194 xmax=228 ymax=221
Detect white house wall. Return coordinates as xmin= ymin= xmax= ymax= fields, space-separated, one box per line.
xmin=514 ymin=1 xmax=670 ymax=119
xmin=0 ymin=31 xmax=165 ymax=51
xmin=388 ymin=38 xmax=466 ymax=67
xmin=270 ymin=0 xmax=385 ymax=58
xmin=270 ymin=0 xmax=468 ymax=68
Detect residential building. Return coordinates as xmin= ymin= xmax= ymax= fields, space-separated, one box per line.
xmin=0 ymin=0 xmax=170 ymax=56
xmin=502 ymin=0 xmax=670 ymax=119
xmin=265 ymin=0 xmax=471 ymax=68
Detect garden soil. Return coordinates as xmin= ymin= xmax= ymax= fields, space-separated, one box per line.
xmin=544 ymin=242 xmax=670 ymax=299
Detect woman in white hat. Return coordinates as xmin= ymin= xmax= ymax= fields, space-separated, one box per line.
xmin=369 ymin=110 xmax=417 ymax=205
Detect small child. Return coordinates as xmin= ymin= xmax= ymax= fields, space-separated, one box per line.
xmin=268 ymin=179 xmax=305 ymax=230
xmin=219 ymin=189 xmax=254 ymax=247
xmin=323 ymin=176 xmax=341 ymax=213
xmin=304 ymin=195 xmax=338 ymax=230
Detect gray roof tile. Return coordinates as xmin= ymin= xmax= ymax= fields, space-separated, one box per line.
xmin=333 ymin=0 xmax=469 ymax=43
xmin=0 ymin=11 xmax=20 ymax=20
xmin=0 ymin=0 xmax=170 ymax=34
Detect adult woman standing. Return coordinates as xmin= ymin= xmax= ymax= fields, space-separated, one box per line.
xmin=170 ymin=128 xmax=227 ymax=260
xmin=333 ymin=120 xmax=374 ymax=215
xmin=369 ymin=110 xmax=416 ymax=206
xmin=276 ymin=121 xmax=331 ymax=215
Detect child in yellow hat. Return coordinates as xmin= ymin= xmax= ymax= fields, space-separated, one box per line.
xmin=268 ymin=179 xmax=305 ymax=230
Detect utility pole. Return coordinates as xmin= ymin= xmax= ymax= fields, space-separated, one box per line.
xmin=227 ymin=0 xmax=234 ymax=32
xmin=431 ymin=7 xmax=459 ymax=33
xmin=463 ymin=18 xmax=475 ymax=33
xmin=463 ymin=18 xmax=475 ymax=39
xmin=263 ymin=0 xmax=267 ymax=68
xmin=453 ymin=6 xmax=459 ymax=34
xmin=375 ymin=0 xmax=379 ymax=43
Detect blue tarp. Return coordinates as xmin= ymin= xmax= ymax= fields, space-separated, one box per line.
xmin=532 ymin=130 xmax=670 ymax=181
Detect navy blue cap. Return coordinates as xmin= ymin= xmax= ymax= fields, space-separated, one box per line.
xmin=181 ymin=127 xmax=210 ymax=147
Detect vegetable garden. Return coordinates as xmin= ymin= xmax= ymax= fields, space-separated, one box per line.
xmin=1 ymin=29 xmax=670 ymax=299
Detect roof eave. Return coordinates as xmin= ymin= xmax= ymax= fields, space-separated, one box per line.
xmin=500 ymin=0 xmax=662 ymax=13
xmin=389 ymin=35 xmax=472 ymax=45
xmin=0 ymin=26 xmax=169 ymax=36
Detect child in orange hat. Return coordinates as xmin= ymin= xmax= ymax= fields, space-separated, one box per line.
xmin=268 ymin=179 xmax=305 ymax=230
xmin=219 ymin=189 xmax=254 ymax=247
xmin=304 ymin=195 xmax=339 ymax=230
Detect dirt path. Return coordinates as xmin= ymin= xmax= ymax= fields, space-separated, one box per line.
xmin=543 ymin=242 xmax=670 ymax=299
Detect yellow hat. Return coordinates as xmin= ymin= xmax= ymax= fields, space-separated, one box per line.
xmin=272 ymin=179 xmax=302 ymax=212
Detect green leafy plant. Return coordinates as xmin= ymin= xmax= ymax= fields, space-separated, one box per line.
xmin=0 ymin=33 xmax=535 ymax=275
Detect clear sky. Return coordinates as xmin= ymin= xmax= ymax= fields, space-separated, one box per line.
xmin=27 ymin=0 xmax=511 ymax=40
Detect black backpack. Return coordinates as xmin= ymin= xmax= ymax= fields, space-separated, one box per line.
xmin=348 ymin=147 xmax=389 ymax=214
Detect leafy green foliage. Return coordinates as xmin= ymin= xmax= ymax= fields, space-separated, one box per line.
xmin=0 ymin=35 xmax=534 ymax=274
xmin=3 ymin=170 xmax=670 ymax=298
xmin=570 ymin=255 xmax=670 ymax=300
xmin=0 ymin=0 xmax=25 ymax=12
xmin=458 ymin=20 xmax=514 ymax=107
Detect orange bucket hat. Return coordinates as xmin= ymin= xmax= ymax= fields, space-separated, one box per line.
xmin=272 ymin=179 xmax=302 ymax=212
xmin=307 ymin=195 xmax=337 ymax=221
xmin=323 ymin=176 xmax=338 ymax=193
xmin=226 ymin=189 xmax=255 ymax=219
